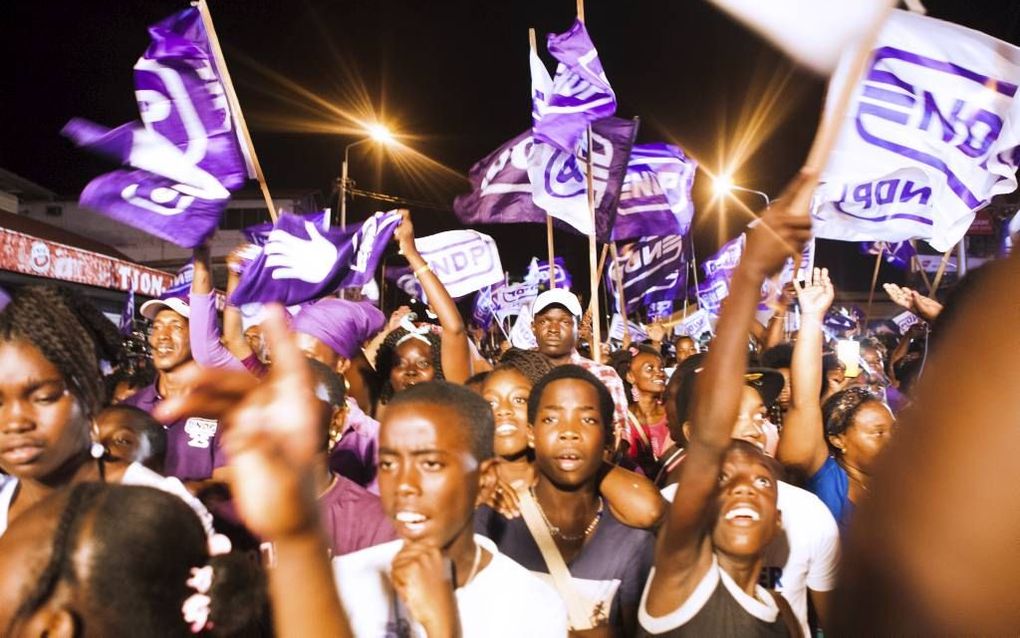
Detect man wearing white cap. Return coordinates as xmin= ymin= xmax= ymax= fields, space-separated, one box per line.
xmin=530 ymin=289 xmax=630 ymax=441
xmin=124 ymin=294 xmax=226 ymax=485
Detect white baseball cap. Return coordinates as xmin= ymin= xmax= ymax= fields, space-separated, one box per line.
xmin=140 ymin=296 xmax=191 ymax=320
xmin=532 ymin=288 xmax=583 ymax=319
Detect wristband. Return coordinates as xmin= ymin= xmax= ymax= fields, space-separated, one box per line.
xmin=413 ymin=264 xmax=432 ymax=279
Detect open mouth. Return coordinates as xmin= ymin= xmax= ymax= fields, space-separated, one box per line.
xmin=393 ymin=510 xmax=430 ymax=535
xmin=723 ymin=505 xmax=761 ymax=524
xmin=554 ymin=452 xmax=584 ymax=471
xmin=495 ymin=423 xmax=519 ymax=436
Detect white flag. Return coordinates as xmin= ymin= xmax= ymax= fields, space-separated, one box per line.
xmin=414 ymin=230 xmax=505 ymax=299
xmin=811 ymin=10 xmax=1020 ymax=251
xmin=706 ymin=0 xmax=895 ymax=75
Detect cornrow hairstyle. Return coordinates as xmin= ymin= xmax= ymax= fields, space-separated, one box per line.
xmin=496 ymin=347 xmax=554 ymax=386
xmin=527 ymin=365 xmax=615 ymax=443
xmin=608 ymin=343 xmax=662 ymax=405
xmin=821 ymin=386 xmax=884 ymax=453
xmin=0 ymin=285 xmax=126 ymax=417
xmin=387 ymin=381 xmax=495 ymax=463
xmin=11 ymin=483 xmax=267 ymax=637
xmin=374 ymin=327 xmax=444 ymax=404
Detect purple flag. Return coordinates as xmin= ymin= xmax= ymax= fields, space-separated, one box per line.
xmin=453 ymin=118 xmax=637 ymax=242
xmin=165 ymin=260 xmax=195 ymax=298
xmin=533 ymin=20 xmax=617 ymax=153
xmin=119 ymin=290 xmax=136 ymax=336
xmin=231 ymin=210 xmax=401 ymax=306
xmin=64 ymin=7 xmax=251 ymax=248
xmin=859 ymin=240 xmax=916 ymax=270
xmin=471 ymin=286 xmax=495 ymax=330
xmin=613 ymin=143 xmax=697 ymax=242
xmin=524 ymin=257 xmax=573 ymax=290
xmin=697 ymin=234 xmax=746 ymax=316
xmin=244 ymin=210 xmax=328 ymax=246
xmin=607 ymin=235 xmax=688 ymax=315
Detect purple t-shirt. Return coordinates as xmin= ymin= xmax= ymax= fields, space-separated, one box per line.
xmin=123 ymin=383 xmax=226 ymax=482
xmin=328 ymin=398 xmax=380 ymax=492
xmin=319 ymin=474 xmax=397 ymax=557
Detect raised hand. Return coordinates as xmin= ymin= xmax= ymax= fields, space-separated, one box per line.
xmin=883 ymin=283 xmax=943 ymax=322
xmin=645 ymin=321 xmax=667 ymax=344
xmin=794 ymin=267 xmax=835 ymax=319
xmin=391 ymin=209 xmax=417 ymax=255
xmin=741 ymin=171 xmax=815 ymax=279
xmin=265 ymin=221 xmax=338 ymax=283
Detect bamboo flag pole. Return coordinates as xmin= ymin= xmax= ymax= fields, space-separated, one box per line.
xmin=196 ymin=0 xmax=278 ymax=221
xmin=908 ymin=240 xmax=932 ymax=291
xmin=864 ymin=245 xmax=884 ymax=326
xmin=530 ymin=27 xmax=559 ymax=289
xmin=929 ymin=245 xmax=955 ymax=295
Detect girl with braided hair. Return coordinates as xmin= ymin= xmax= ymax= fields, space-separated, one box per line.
xmin=0 ymin=483 xmax=266 ymax=637
xmin=371 ymin=212 xmax=471 ymax=419
xmin=0 ymin=285 xmax=210 ymax=536
xmin=480 ymin=349 xmax=665 ymax=530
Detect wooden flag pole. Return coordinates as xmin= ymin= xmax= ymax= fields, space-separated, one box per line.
xmin=530 ymin=26 xmax=558 ymax=289
xmin=908 ymin=240 xmax=932 ymax=291
xmin=196 ymin=0 xmax=278 ymax=221
xmin=586 ymin=126 xmax=602 ymax=359
xmin=929 ymin=245 xmax=955 ymax=296
xmin=788 ymin=4 xmax=895 ymax=216
xmin=864 ymin=245 xmax=884 ymax=327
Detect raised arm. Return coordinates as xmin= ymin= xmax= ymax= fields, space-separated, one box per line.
xmin=223 ymin=244 xmax=256 ymax=362
xmin=883 ymin=283 xmax=943 ymax=322
xmin=190 ymin=245 xmax=247 ymax=371
xmin=393 ymin=211 xmax=471 ymax=384
xmin=777 ymin=267 xmax=834 ymax=475
xmin=654 ymin=173 xmax=814 ymax=577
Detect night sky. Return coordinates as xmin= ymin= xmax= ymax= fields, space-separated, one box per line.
xmin=4 ymin=0 xmax=1020 ymax=293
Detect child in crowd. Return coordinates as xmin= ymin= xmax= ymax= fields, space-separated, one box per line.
xmin=0 ymin=285 xmax=211 ymax=537
xmin=479 ymin=365 xmax=656 ymax=635
xmin=638 ymin=173 xmax=814 ymax=637
xmin=95 ymin=404 xmax=167 ymax=473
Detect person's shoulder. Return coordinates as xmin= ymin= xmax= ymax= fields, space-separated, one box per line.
xmin=478 ymin=540 xmax=568 ymax=619
xmin=329 ymin=474 xmax=381 ymax=504
xmin=121 ymin=383 xmax=159 ymax=408
xmin=778 ymin=480 xmax=835 ymax=515
xmin=334 ymin=537 xmax=402 ymax=577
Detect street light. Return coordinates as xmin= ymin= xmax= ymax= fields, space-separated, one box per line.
xmin=713 ymin=173 xmax=771 ymax=208
xmin=340 ymin=124 xmax=396 ymax=230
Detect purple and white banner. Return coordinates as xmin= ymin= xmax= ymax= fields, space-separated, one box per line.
xmin=231 ymin=210 xmax=400 ymax=306
xmin=812 ymin=10 xmax=1020 ymax=251
xmin=675 ymin=308 xmax=713 ymax=339
xmin=119 ymin=289 xmax=136 ymax=336
xmin=697 ymin=234 xmax=745 ymax=316
xmin=532 ymin=20 xmax=617 ymax=153
xmin=452 ymin=118 xmax=637 ymax=242
xmin=608 ymin=234 xmax=688 ymax=315
xmin=244 ymin=210 xmax=328 ymax=246
xmin=859 ymin=240 xmax=915 ymax=269
xmin=471 ymin=285 xmax=495 ymax=329
xmin=64 ymin=8 xmax=251 ymax=248
xmin=524 ymin=257 xmax=573 ymax=290
xmin=508 ymin=304 xmax=539 ymax=350
xmin=891 ymin=310 xmax=921 ymax=334
xmin=613 ymin=143 xmax=697 ymax=242
xmin=413 ymin=230 xmax=504 ymax=299
xmin=608 ymin=314 xmax=648 ymax=343
xmin=165 ymin=259 xmax=195 ymax=298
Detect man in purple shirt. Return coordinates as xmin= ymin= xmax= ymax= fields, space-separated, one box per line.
xmin=125 ymin=295 xmax=227 ymax=485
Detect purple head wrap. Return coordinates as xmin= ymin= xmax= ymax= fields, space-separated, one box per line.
xmin=291 ymin=298 xmax=385 ymax=359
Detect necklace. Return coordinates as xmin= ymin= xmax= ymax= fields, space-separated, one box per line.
xmin=530 ymin=486 xmax=604 ymax=542
xmin=461 ymin=543 xmax=483 ymax=586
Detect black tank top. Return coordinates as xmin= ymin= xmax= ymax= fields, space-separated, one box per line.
xmin=637 ymin=561 xmax=792 ymax=638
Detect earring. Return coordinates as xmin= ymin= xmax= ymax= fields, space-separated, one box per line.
xmin=90 ymin=441 xmax=106 ymax=459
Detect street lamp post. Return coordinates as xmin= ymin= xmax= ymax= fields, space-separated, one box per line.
xmin=339 ymin=124 xmax=395 ymax=231
xmin=713 ymin=174 xmax=772 ymax=208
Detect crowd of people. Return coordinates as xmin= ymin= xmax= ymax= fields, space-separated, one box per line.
xmin=0 ymin=177 xmax=1017 ymax=637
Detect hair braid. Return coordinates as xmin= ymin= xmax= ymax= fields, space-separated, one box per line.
xmin=0 ymin=285 xmax=124 ymax=416
xmin=374 ymin=327 xmax=444 ymax=403
xmin=495 ymin=347 xmax=553 ymax=386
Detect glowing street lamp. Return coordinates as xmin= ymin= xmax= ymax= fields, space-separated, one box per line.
xmin=340 ymin=124 xmax=396 ymax=230
xmin=713 ymin=173 xmax=771 ymax=208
